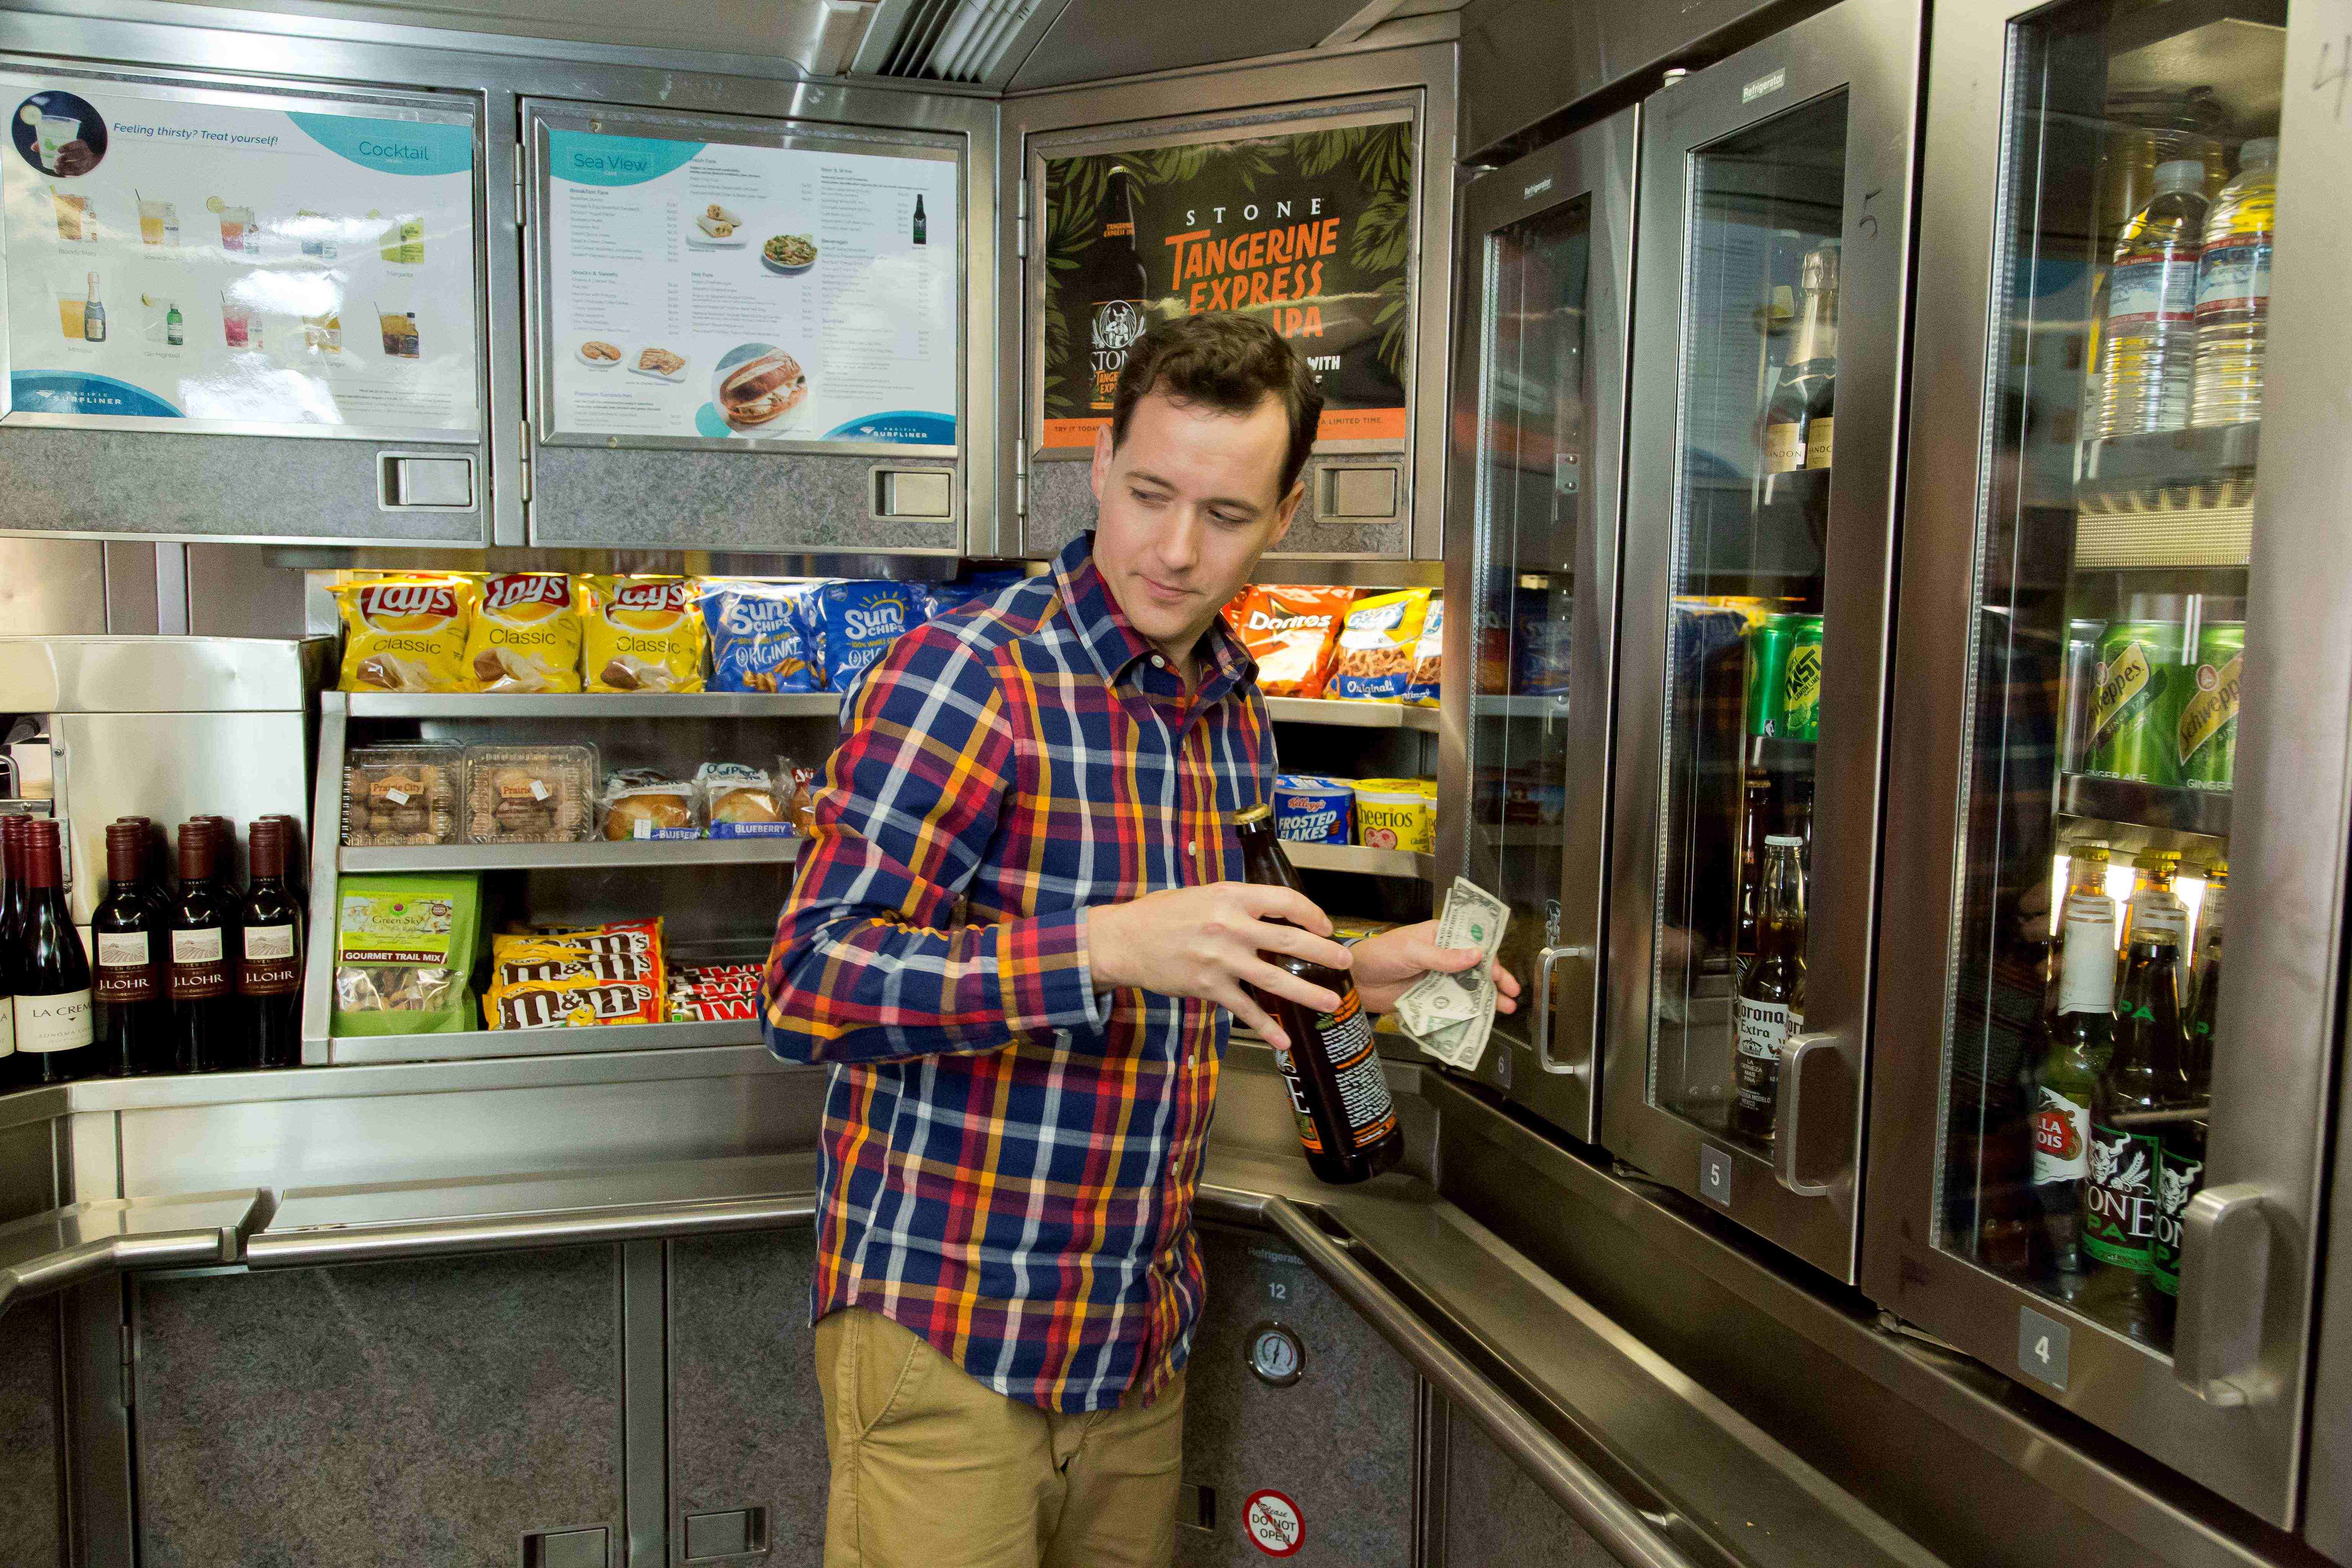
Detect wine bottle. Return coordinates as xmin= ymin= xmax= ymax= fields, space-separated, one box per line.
xmin=0 ymin=818 xmax=20 ymax=1091
xmin=15 ymin=819 xmax=99 ymax=1083
xmin=239 ymin=818 xmax=304 ymax=1070
xmin=94 ymin=820 xmax=171 ymax=1076
xmin=119 ymin=817 xmax=175 ymax=928
xmin=169 ymin=821 xmax=239 ymax=1073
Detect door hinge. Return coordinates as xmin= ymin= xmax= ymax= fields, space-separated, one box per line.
xmin=1013 ymin=437 xmax=1027 ymax=519
xmin=513 ymin=142 xmax=526 ymax=222
xmin=118 ymin=1321 xmax=135 ymax=1408
xmin=518 ymin=418 xmax=532 ymax=506
xmin=1016 ymin=177 xmax=1029 ymax=260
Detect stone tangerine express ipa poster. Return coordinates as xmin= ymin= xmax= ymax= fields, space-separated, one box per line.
xmin=1038 ymin=118 xmax=1414 ymax=451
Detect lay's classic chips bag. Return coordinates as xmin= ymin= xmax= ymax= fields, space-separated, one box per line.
xmin=467 ymin=572 xmax=583 ymax=693
xmin=333 ymin=574 xmax=477 ymax=693
xmin=582 ymin=576 xmax=706 ymax=693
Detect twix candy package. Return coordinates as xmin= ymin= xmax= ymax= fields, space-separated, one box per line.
xmin=468 ymin=572 xmax=583 ymax=693
xmin=583 ymin=577 xmax=706 ymax=693
xmin=1232 ymin=585 xmax=1353 ymax=698
xmin=333 ymin=574 xmax=478 ymax=693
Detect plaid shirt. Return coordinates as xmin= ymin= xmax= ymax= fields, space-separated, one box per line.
xmin=762 ymin=532 xmax=1272 ymax=1413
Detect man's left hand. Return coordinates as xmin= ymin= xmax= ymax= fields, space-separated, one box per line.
xmin=1348 ymin=921 xmax=1522 ymax=1018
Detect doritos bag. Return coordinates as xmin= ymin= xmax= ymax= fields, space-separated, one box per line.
xmin=583 ymin=577 xmax=706 ymax=693
xmin=467 ymin=572 xmax=583 ymax=693
xmin=333 ymin=574 xmax=477 ymax=693
xmin=1234 ymin=586 xmax=1353 ymax=698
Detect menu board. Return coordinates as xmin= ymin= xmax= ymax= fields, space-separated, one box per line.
xmin=1 ymin=75 xmax=481 ymax=437
xmin=541 ymin=126 xmax=957 ymax=448
xmin=1037 ymin=115 xmax=1414 ymax=451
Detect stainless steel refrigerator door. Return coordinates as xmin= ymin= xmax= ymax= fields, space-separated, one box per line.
xmin=1603 ymin=0 xmax=1920 ymax=1283
xmin=1438 ymin=107 xmax=1636 ymax=1141
xmin=1863 ymin=0 xmax=2318 ymax=1529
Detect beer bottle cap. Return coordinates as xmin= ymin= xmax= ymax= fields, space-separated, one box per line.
xmin=1235 ymin=804 xmax=1274 ymax=826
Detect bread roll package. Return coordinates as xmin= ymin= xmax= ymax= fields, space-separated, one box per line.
xmin=467 ymin=572 xmax=583 ymax=693
xmin=583 ymin=576 xmax=707 ymax=693
xmin=697 ymin=763 xmax=794 ymax=839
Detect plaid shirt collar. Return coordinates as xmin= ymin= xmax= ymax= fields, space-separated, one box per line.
xmin=1055 ymin=531 xmax=1255 ymax=709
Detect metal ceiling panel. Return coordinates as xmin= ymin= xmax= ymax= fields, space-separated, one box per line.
xmin=1006 ymin=0 xmax=1371 ymax=90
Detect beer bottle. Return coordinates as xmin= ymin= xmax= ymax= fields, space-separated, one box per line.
xmin=2152 ymin=861 xmax=2222 ymax=1346
xmin=2081 ymin=882 xmax=2188 ymax=1340
xmin=1733 ymin=835 xmax=1806 ymax=1143
xmin=2030 ymin=846 xmax=2115 ymax=1290
xmin=2182 ymin=859 xmax=2224 ymax=1088
xmin=2114 ymin=849 xmax=2185 ymax=956
xmin=1233 ymin=804 xmax=1403 ymax=1185
xmin=1088 ymin=164 xmax=1153 ymax=417
xmin=1733 ymin=763 xmax=1775 ymax=976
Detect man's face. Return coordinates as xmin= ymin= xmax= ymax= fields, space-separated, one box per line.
xmin=1090 ymin=387 xmax=1302 ymax=660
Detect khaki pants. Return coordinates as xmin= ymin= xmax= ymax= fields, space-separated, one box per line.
xmin=814 ymin=1308 xmax=1185 ymax=1568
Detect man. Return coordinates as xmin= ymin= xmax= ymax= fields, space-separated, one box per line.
xmin=763 ymin=312 xmax=1517 ymax=1568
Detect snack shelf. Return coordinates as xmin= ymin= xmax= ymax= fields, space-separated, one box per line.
xmin=2057 ymin=773 xmax=2232 ymax=842
xmin=339 ymin=838 xmax=804 ymax=873
xmin=326 ymin=1018 xmax=766 ymax=1066
xmin=1263 ymin=697 xmax=1442 ymax=733
xmin=1285 ymin=842 xmax=1433 ymax=880
xmin=344 ymin=692 xmax=844 ymax=720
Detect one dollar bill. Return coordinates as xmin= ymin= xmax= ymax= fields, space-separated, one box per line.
xmin=1396 ymin=877 xmax=1509 ymax=1035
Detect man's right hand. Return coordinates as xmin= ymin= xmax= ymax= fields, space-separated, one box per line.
xmin=1085 ymin=882 xmax=1354 ymax=1050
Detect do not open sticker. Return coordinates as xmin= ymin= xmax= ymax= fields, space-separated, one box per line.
xmin=1244 ymin=1489 xmax=1303 ymax=1557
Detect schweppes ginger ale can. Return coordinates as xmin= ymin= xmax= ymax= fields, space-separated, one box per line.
xmin=2177 ymin=622 xmax=2244 ymax=792
xmin=2086 ymin=621 xmax=2187 ymax=787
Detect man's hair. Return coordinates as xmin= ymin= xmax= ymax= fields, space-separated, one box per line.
xmin=1110 ymin=312 xmax=1324 ymax=498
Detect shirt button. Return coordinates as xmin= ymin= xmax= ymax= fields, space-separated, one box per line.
xmin=1150 ymin=655 xmax=1165 ymax=668
xmin=1186 ymin=840 xmax=1197 ymax=856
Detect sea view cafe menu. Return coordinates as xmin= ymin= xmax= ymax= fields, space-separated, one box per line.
xmin=542 ymin=127 xmax=958 ymax=447
xmin=2 ymin=76 xmax=481 ymax=436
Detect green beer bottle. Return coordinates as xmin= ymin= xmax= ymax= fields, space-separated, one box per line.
xmin=2081 ymin=888 xmax=2188 ymax=1340
xmin=2032 ymin=847 xmax=2115 ymax=1289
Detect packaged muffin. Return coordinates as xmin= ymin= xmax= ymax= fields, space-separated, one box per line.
xmin=463 ymin=744 xmax=596 ymax=843
xmin=332 ymin=573 xmax=477 ymax=693
xmin=583 ymin=576 xmax=706 ymax=693
xmin=776 ymin=756 xmax=822 ymax=835
xmin=599 ymin=769 xmax=701 ymax=841
xmin=1327 ymin=589 xmax=1433 ymax=702
xmin=1233 ymin=585 xmax=1352 ymax=698
xmin=698 ymin=763 xmax=792 ymax=838
xmin=1352 ymin=777 xmax=1436 ymax=854
xmin=467 ymin=572 xmax=583 ymax=693
xmin=343 ymin=743 xmax=462 ymax=846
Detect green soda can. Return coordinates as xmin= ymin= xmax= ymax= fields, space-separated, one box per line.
xmin=1743 ymin=616 xmax=1795 ymax=739
xmin=2087 ymin=621 xmax=2188 ymax=786
xmin=1780 ymin=614 xmax=1824 ymax=745
xmin=2177 ymin=622 xmax=2244 ymax=792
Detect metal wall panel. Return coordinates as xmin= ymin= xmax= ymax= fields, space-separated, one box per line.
xmin=1442 ymin=1408 xmax=1618 ymax=1568
xmin=134 ymin=1247 xmax=625 ymax=1566
xmin=0 ymin=539 xmax=106 ymax=635
xmin=0 ymin=1297 xmax=65 ymax=1568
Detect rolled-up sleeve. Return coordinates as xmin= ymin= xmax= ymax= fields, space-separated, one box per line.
xmin=761 ymin=624 xmax=1109 ymax=1065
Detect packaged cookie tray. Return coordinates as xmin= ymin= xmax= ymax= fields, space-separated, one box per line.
xmin=464 ymin=743 xmax=599 ymax=843
xmin=343 ymin=743 xmax=465 ymax=846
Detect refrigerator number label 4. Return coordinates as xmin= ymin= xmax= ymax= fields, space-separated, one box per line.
xmin=2017 ymin=1308 xmax=2071 ymax=1392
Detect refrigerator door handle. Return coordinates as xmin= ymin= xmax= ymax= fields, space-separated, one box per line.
xmin=1533 ymin=944 xmax=1594 ymax=1077
xmin=1773 ymin=1032 xmax=1840 ymax=1197
xmin=2174 ymin=1184 xmax=2272 ymax=1406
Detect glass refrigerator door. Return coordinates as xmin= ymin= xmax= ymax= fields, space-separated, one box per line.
xmin=1868 ymin=0 xmax=2326 ymax=1526
xmin=1441 ymin=107 xmax=1634 ymax=1138
xmin=1604 ymin=0 xmax=1919 ymax=1282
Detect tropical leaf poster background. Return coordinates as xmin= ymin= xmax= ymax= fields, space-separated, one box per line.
xmin=1039 ymin=118 xmax=1414 ymax=444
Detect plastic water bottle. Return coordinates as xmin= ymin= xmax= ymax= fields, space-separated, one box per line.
xmin=2190 ymin=138 xmax=2277 ymax=428
xmin=2090 ymin=159 xmax=2208 ymax=442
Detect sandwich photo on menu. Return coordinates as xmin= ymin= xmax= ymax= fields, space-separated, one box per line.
xmin=713 ymin=345 xmax=808 ymax=434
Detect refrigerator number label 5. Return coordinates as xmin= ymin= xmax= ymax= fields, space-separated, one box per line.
xmin=2017 ymin=1307 xmax=2071 ymax=1392
xmin=1699 ymin=1145 xmax=1734 ymax=1207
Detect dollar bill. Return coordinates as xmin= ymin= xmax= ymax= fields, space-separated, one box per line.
xmin=1396 ymin=878 xmax=1509 ymax=1034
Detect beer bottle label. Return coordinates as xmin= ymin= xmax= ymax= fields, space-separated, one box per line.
xmin=1733 ymin=997 xmax=1796 ymax=1121
xmin=2151 ymin=1149 xmax=2205 ymax=1297
xmin=95 ymin=931 xmax=160 ymax=1004
xmin=0 ymin=991 xmax=12 ymax=1057
xmin=2127 ymin=895 xmax=2187 ymax=946
xmin=16 ymin=989 xmax=93 ymax=1054
xmin=1312 ymin=993 xmax=1397 ymax=1150
xmin=2030 ymin=1085 xmax=2090 ymax=1184
xmin=1271 ymin=1044 xmax=1325 ymax=1154
xmin=239 ymin=923 xmax=302 ymax=996
xmin=2177 ymin=653 xmax=2241 ymax=767
xmin=170 ymin=927 xmax=231 ymax=1001
xmin=2080 ymin=1121 xmax=2161 ymax=1272
xmin=2057 ymin=895 xmax=2117 ymax=1014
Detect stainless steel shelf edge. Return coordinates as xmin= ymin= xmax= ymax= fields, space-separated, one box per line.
xmin=340 ymin=838 xmax=803 ymax=872
xmin=1284 ymin=841 xmax=1433 ymax=879
xmin=327 ymin=1018 xmax=768 ymax=1066
xmin=244 ymin=1191 xmax=817 ymax=1268
xmin=56 ymin=1044 xmax=803 ymax=1112
xmin=1263 ymin=696 xmax=1444 ymax=731
xmin=0 ymin=1189 xmax=268 ymax=1312
xmin=345 ymin=691 xmax=847 ymax=719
